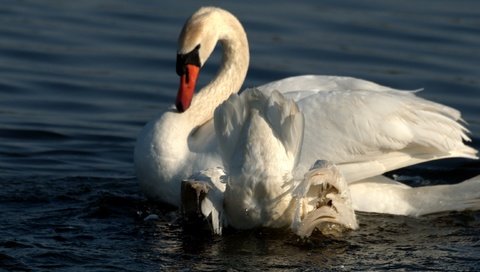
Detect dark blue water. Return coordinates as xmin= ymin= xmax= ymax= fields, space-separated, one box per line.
xmin=1 ymin=0 xmax=479 ymax=270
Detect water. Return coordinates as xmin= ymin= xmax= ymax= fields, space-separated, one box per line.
xmin=1 ymin=0 xmax=479 ymax=270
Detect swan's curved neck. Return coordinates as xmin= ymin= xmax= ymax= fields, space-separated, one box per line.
xmin=185 ymin=17 xmax=250 ymax=127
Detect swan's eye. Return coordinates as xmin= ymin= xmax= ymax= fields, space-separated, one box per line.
xmin=176 ymin=44 xmax=201 ymax=76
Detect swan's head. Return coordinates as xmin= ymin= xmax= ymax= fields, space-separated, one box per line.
xmin=175 ymin=7 xmax=236 ymax=112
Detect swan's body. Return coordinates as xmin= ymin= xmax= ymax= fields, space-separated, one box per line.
xmin=188 ymin=90 xmax=358 ymax=236
xmin=215 ymin=89 xmax=303 ymax=229
xmin=134 ymin=7 xmax=478 ymax=225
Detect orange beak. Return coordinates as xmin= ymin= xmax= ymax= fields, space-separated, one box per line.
xmin=176 ymin=64 xmax=200 ymax=112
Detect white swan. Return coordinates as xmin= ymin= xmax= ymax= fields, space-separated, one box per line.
xmin=209 ymin=89 xmax=357 ymax=236
xmin=134 ymin=7 xmax=478 ymax=220
xmin=180 ymin=89 xmax=358 ymax=236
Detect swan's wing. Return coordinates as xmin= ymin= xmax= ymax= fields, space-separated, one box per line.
xmin=258 ymin=75 xmax=477 ymax=182
xmin=350 ymin=175 xmax=480 ymax=216
xmin=265 ymin=90 xmax=304 ymax=166
xmin=183 ymin=168 xmax=226 ymax=235
xmin=257 ymin=75 xmax=401 ymax=98
xmin=213 ymin=89 xmax=250 ymax=172
xmin=214 ymin=89 xmax=304 ymax=172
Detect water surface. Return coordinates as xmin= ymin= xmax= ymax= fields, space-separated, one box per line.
xmin=1 ymin=0 xmax=479 ymax=270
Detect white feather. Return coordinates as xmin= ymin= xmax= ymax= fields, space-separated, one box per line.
xmin=292 ymin=160 xmax=358 ymax=237
xmin=186 ymin=168 xmax=226 ymax=234
xmin=350 ymin=175 xmax=480 ymax=216
xmin=135 ymin=8 xmax=478 ymax=222
xmin=214 ymin=89 xmax=303 ymax=229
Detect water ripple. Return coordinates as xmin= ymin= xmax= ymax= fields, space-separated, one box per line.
xmin=0 ymin=0 xmax=479 ymax=271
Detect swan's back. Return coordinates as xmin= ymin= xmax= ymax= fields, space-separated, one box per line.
xmin=214 ymin=89 xmax=304 ymax=228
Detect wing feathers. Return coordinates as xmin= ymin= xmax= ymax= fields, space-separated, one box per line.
xmin=214 ymin=89 xmax=305 ymax=170
xmin=292 ymin=79 xmax=477 ymax=174
xmin=266 ymin=90 xmax=304 ymax=165
xmin=217 ymin=76 xmax=477 ymax=183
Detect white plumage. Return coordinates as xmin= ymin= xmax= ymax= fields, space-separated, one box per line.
xmin=134 ymin=7 xmax=479 ymax=235
xmin=215 ymin=89 xmax=303 ymax=229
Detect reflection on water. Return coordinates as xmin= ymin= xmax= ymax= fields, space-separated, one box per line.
xmin=0 ymin=0 xmax=479 ymax=270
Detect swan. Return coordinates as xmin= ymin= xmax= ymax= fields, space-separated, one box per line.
xmin=208 ymin=89 xmax=357 ymax=236
xmin=180 ymin=89 xmax=358 ymax=236
xmin=134 ymin=7 xmax=478 ymax=221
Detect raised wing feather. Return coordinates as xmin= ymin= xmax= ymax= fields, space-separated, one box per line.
xmin=214 ymin=88 xmax=305 ymax=172
xmin=265 ymin=90 xmax=304 ymax=166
